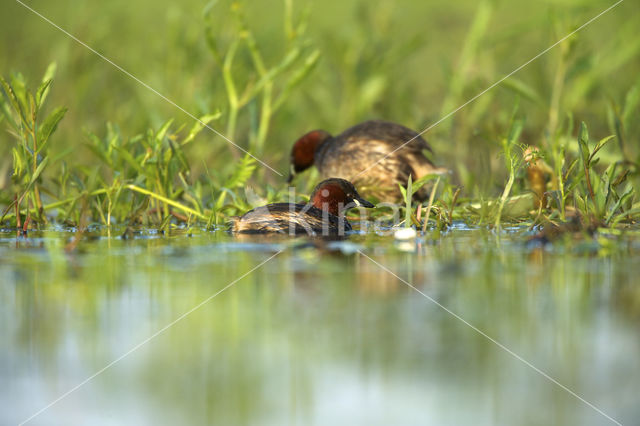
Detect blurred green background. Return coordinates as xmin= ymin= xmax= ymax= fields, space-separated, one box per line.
xmin=2 ymin=0 xmax=639 ymax=192
xmin=3 ymin=3 xmax=640 ymax=424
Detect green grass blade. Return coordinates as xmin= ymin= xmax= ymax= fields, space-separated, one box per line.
xmin=126 ymin=184 xmax=206 ymax=220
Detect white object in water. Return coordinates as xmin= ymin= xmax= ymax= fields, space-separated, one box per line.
xmin=394 ymin=227 xmax=417 ymax=240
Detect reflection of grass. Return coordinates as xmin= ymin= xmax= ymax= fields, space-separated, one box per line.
xmin=1 ymin=1 xmax=639 ymax=234
xmin=4 ymin=229 xmax=640 ymax=423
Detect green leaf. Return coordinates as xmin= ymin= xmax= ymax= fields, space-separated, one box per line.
xmin=612 ymin=169 xmax=629 ymax=187
xmin=126 ymin=184 xmax=206 ymax=220
xmin=507 ymin=119 xmax=523 ymax=146
xmin=601 ymin=163 xmax=615 ymax=206
xmin=28 ymin=155 xmax=49 ymax=187
xmin=564 ymin=158 xmax=580 ymax=183
xmin=588 ymin=135 xmax=615 ymax=162
xmin=0 ymin=94 xmax=19 ymax=131
xmin=606 ymin=184 xmax=635 ymax=224
xmin=115 ymin=145 xmax=146 ymax=175
xmin=578 ymin=121 xmax=590 ymax=168
xmin=155 ymin=118 xmax=174 ymax=144
xmin=169 ymin=139 xmax=190 ymax=172
xmin=37 ymin=106 xmax=67 ymax=153
xmin=36 ymin=62 xmax=57 ymax=107
xmin=12 ymin=147 xmax=25 ymax=178
xmin=9 ymin=74 xmax=29 ymax=117
xmin=412 ymin=173 xmax=442 ymax=193
xmin=224 ymin=153 xmax=256 ymax=189
xmin=215 ymin=187 xmax=240 ymax=210
xmin=35 ymin=79 xmax=52 ymax=109
xmin=182 ymin=111 xmax=222 ymax=145
xmin=84 ymin=132 xmax=112 ymax=166
xmin=0 ymin=77 xmax=29 ymax=128
xmin=41 ymin=62 xmax=57 ymax=82
xmin=397 ymin=183 xmax=407 ymax=200
xmin=404 ymin=175 xmax=413 ymax=228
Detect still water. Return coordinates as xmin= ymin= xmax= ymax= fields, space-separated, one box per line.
xmin=1 ymin=226 xmax=639 ymax=425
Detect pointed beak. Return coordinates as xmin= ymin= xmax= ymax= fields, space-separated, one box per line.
xmin=352 ymin=197 xmax=375 ymax=208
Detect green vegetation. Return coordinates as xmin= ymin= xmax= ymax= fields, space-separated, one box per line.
xmin=3 ymin=3 xmax=640 ymax=424
xmin=1 ymin=0 xmax=639 ymax=236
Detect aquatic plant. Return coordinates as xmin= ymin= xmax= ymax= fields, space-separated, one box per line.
xmin=0 ymin=63 xmax=65 ymax=231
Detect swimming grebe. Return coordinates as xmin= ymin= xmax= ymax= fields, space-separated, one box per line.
xmin=230 ymin=178 xmax=374 ymax=235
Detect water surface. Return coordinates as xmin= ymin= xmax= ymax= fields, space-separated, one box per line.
xmin=1 ymin=226 xmax=639 ymax=425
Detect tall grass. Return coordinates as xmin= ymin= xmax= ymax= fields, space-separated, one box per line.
xmin=205 ymin=0 xmax=319 ymax=156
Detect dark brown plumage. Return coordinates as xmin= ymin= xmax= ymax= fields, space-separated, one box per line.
xmin=230 ymin=178 xmax=374 ymax=235
xmin=288 ymin=120 xmax=448 ymax=201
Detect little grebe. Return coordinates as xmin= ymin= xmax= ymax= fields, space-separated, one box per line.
xmin=230 ymin=178 xmax=374 ymax=235
xmin=288 ymin=120 xmax=448 ymax=201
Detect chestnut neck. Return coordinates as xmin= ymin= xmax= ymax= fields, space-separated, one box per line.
xmin=310 ymin=183 xmax=348 ymax=216
xmin=292 ymin=130 xmax=330 ymax=172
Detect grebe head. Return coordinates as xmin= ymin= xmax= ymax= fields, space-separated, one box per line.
xmin=288 ymin=130 xmax=332 ymax=183
xmin=309 ymin=178 xmax=375 ymax=216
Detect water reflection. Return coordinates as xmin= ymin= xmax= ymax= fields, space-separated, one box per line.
xmin=1 ymin=227 xmax=639 ymax=425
